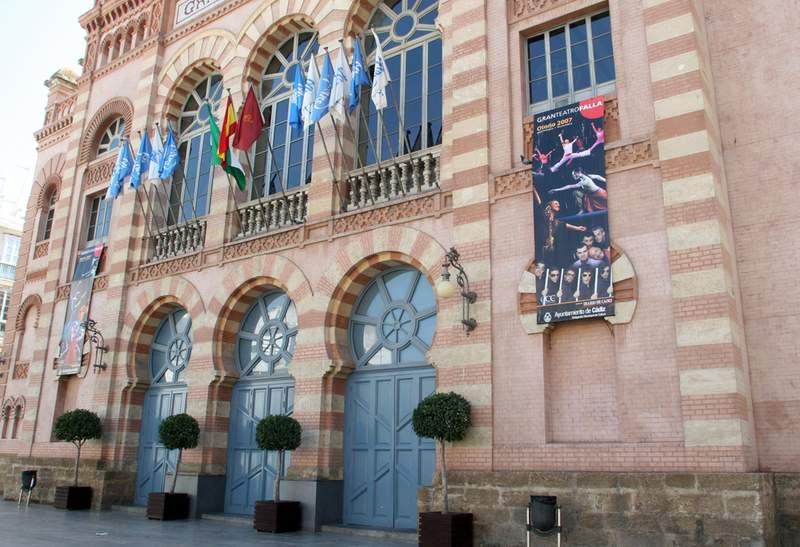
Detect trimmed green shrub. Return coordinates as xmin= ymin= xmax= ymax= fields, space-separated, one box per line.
xmin=412 ymin=392 xmax=472 ymax=513
xmin=54 ymin=409 xmax=102 ymax=487
xmin=158 ymin=413 xmax=200 ymax=494
xmin=255 ymin=415 xmax=302 ymax=502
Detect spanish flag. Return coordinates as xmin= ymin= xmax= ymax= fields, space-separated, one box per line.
xmin=207 ymin=98 xmax=246 ymax=190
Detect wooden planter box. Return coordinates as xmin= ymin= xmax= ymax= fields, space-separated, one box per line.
xmin=54 ymin=486 xmax=92 ymax=510
xmin=419 ymin=511 xmax=473 ymax=547
xmin=253 ymin=500 xmax=301 ymax=533
xmin=146 ymin=492 xmax=190 ymax=520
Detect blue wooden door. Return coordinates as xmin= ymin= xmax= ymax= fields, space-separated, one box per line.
xmin=224 ymin=381 xmax=295 ymax=514
xmin=343 ymin=369 xmax=436 ymax=529
xmin=133 ymin=388 xmax=186 ymax=505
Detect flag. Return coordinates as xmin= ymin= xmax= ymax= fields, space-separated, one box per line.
xmin=158 ymin=124 xmax=180 ymax=179
xmin=233 ymin=87 xmax=264 ymax=151
xmin=206 ymin=103 xmax=247 ymax=191
xmin=301 ymin=53 xmax=320 ymax=127
xmin=330 ymin=42 xmax=352 ymax=123
xmin=130 ymin=131 xmax=152 ymax=190
xmin=371 ymin=28 xmax=391 ymax=110
xmin=106 ymin=141 xmax=133 ymax=200
xmin=149 ymin=128 xmax=164 ymax=183
xmin=311 ymin=51 xmax=334 ymax=123
xmin=349 ymin=36 xmax=371 ymax=114
xmin=289 ymin=64 xmax=305 ymax=134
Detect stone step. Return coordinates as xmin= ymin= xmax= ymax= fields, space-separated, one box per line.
xmin=111 ymin=505 xmax=146 ymax=514
xmin=199 ymin=512 xmax=253 ymax=526
xmin=320 ymin=523 xmax=417 ymax=541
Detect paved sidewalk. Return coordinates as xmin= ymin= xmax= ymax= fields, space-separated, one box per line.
xmin=0 ymin=501 xmax=416 ymax=547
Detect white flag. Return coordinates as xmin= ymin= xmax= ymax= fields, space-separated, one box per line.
xmin=301 ymin=53 xmax=320 ymax=127
xmin=148 ymin=128 xmax=164 ymax=184
xmin=330 ymin=42 xmax=352 ymax=123
xmin=371 ymin=28 xmax=392 ymax=110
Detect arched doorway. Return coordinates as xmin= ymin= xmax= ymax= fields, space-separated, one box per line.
xmin=133 ymin=307 xmax=192 ymax=505
xmin=343 ymin=266 xmax=437 ymax=529
xmin=224 ymin=290 xmax=297 ymax=514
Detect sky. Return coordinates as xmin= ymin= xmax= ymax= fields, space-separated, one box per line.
xmin=0 ymin=1 xmax=94 ymax=213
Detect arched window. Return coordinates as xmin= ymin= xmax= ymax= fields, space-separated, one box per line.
xmin=38 ymin=188 xmax=57 ymax=242
xmin=349 ymin=266 xmax=436 ymax=368
xmin=96 ymin=117 xmax=125 ymax=156
xmin=236 ymin=290 xmax=298 ymax=377
xmin=251 ymin=32 xmax=318 ymax=199
xmin=358 ymin=0 xmax=441 ymax=165
xmin=169 ymin=74 xmax=224 ymax=224
xmin=149 ymin=308 xmax=193 ymax=384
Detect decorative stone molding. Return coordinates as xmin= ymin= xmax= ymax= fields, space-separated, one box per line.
xmin=37 ymin=177 xmax=60 ymax=210
xmin=136 ymin=252 xmax=202 ymax=282
xmin=223 ymin=228 xmax=302 ymax=261
xmin=240 ymin=13 xmax=316 ymax=89
xmin=56 ymin=286 xmax=70 ymax=301
xmin=84 ymin=157 xmax=117 ymax=189
xmin=518 ymin=243 xmax=638 ymax=334
xmin=510 ymin=0 xmax=572 ymax=23
xmin=79 ymin=98 xmax=134 ymax=164
xmin=93 ymin=275 xmax=109 ymax=293
xmin=334 ymin=192 xmax=443 ymax=235
xmin=24 ymin=269 xmax=47 ymax=284
xmin=16 ymin=295 xmax=42 ymax=332
xmin=33 ymin=242 xmax=50 ymax=259
xmin=12 ymin=363 xmax=29 ymax=380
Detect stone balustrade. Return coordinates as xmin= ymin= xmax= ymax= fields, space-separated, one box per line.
xmin=152 ymin=221 xmax=206 ymax=261
xmin=235 ymin=187 xmax=308 ymax=239
xmin=347 ymin=148 xmax=441 ymax=210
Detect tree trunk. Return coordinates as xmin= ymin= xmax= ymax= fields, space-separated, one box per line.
xmin=170 ymin=449 xmax=182 ymax=494
xmin=73 ymin=442 xmax=81 ymax=487
xmin=274 ymin=450 xmax=283 ymax=503
xmin=440 ymin=439 xmax=448 ymax=514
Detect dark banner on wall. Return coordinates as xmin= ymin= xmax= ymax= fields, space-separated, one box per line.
xmin=529 ymin=96 xmax=614 ymax=324
xmin=57 ymin=244 xmax=104 ymax=376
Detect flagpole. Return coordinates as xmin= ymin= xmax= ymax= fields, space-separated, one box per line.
xmin=216 ymin=90 xmax=249 ymax=237
xmin=164 ymin=120 xmax=205 ymax=235
xmin=314 ymin=119 xmax=348 ymax=212
xmin=246 ymin=81 xmax=301 ymax=225
xmin=134 ymin=130 xmax=167 ymax=241
xmin=149 ymin=123 xmax=178 ymax=246
xmin=127 ymin=137 xmax=160 ymax=256
xmin=238 ymin=81 xmax=272 ymax=230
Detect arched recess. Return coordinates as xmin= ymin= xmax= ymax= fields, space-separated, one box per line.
xmin=79 ymin=98 xmax=134 ymax=164
xmin=155 ymin=30 xmax=237 ymax=124
xmin=343 ymin=0 xmax=383 ymax=39
xmin=37 ymin=177 xmax=61 ymax=211
xmin=29 ymin=154 xmax=66 ymax=212
xmin=209 ymin=254 xmax=313 ymax=377
xmin=319 ymin=226 xmax=447 ymax=372
xmin=517 ymin=242 xmax=638 ymax=334
xmin=15 ymin=295 xmax=42 ymax=332
xmin=238 ymin=13 xmax=317 ymax=91
xmin=122 ymin=276 xmax=206 ymax=385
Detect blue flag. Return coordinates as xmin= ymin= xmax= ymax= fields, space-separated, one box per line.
xmin=312 ymin=51 xmax=334 ymax=123
xmin=158 ymin=124 xmax=180 ymax=179
xmin=349 ymin=36 xmax=371 ymax=114
xmin=105 ymin=141 xmax=133 ymax=200
xmin=289 ymin=63 xmax=305 ymax=134
xmin=130 ymin=131 xmax=152 ymax=190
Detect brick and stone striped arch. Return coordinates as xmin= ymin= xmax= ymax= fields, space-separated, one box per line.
xmin=37 ymin=176 xmax=61 ymax=211
xmin=318 ymin=226 xmax=447 ymax=367
xmin=121 ymin=276 xmax=206 ymax=384
xmin=15 ymin=295 xmax=42 ymax=332
xmin=209 ymin=254 xmax=313 ymax=376
xmin=29 ymin=154 xmax=66 ymax=211
xmin=343 ymin=0 xmax=382 ymax=38
xmin=79 ymin=98 xmax=134 ymax=164
xmin=238 ymin=13 xmax=317 ymax=91
xmin=155 ymin=30 xmax=236 ymax=125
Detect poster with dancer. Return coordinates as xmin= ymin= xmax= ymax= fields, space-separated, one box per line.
xmin=526 ymin=96 xmax=614 ymax=324
xmin=56 ymin=244 xmax=104 ymax=376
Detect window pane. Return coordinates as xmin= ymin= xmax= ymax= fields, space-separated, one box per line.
xmin=530 ymin=79 xmax=548 ymax=103
xmin=594 ymin=57 xmax=616 ymax=83
xmin=573 ymin=65 xmax=591 ymax=91
xmin=428 ymin=38 xmax=442 ymax=66
xmin=406 ymin=71 xmax=423 ymax=101
xmin=571 ymin=42 xmax=589 ymax=67
xmin=549 ymin=28 xmax=566 ymax=50
xmin=591 ymin=12 xmax=612 ymax=36
xmin=530 ymin=57 xmax=547 ymax=81
xmin=528 ymin=35 xmax=545 ymax=58
xmin=570 ymin=20 xmax=587 ymax=43
xmin=592 ymin=34 xmax=614 ymax=60
xmin=552 ymin=72 xmax=569 ymax=97
xmin=550 ymin=48 xmax=568 ymax=74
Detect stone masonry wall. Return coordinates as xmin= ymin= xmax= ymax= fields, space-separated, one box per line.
xmin=419 ymin=471 xmax=778 ymax=546
xmin=0 ymin=456 xmax=136 ymax=509
xmin=775 ymin=474 xmax=800 ymax=547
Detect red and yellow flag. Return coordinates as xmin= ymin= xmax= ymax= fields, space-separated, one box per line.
xmin=218 ymin=97 xmax=239 ymax=167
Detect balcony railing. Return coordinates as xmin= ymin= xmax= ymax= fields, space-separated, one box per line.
xmin=0 ymin=264 xmax=16 ymax=281
xmin=235 ymin=187 xmax=308 ymax=239
xmin=153 ymin=221 xmax=206 ymax=261
xmin=347 ymin=148 xmax=441 ymax=210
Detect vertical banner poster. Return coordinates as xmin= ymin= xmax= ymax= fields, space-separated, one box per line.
xmin=530 ymin=96 xmax=614 ymax=324
xmin=57 ymin=244 xmax=104 ymax=376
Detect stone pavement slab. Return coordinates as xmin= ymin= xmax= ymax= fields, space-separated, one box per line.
xmin=0 ymin=501 xmax=416 ymax=547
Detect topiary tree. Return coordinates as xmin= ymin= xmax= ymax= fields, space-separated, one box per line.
xmin=412 ymin=392 xmax=472 ymax=514
xmin=158 ymin=413 xmax=200 ymax=494
xmin=255 ymin=415 xmax=302 ymax=502
xmin=53 ymin=409 xmax=103 ymax=487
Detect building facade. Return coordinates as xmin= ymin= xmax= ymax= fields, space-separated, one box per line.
xmin=1 ymin=0 xmax=798 ymax=544
xmin=0 ymin=204 xmax=24 ymax=351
